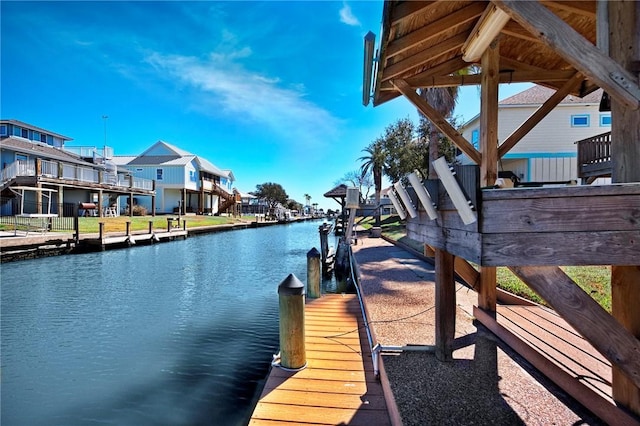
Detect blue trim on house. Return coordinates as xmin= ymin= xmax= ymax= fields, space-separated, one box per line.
xmin=503 ymin=152 xmax=576 ymax=159
xmin=571 ymin=114 xmax=590 ymax=127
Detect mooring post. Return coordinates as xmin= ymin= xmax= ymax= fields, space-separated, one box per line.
xmin=307 ymin=248 xmax=321 ymax=299
xmin=148 ymin=221 xmax=153 ymax=234
xmin=99 ymin=222 xmax=104 ymax=240
xmin=278 ymin=274 xmax=306 ymax=369
xmin=318 ymin=224 xmax=329 ymax=265
xmin=126 ymin=221 xmax=131 ymax=237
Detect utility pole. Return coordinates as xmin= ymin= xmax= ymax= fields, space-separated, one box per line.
xmin=102 ymin=115 xmax=108 ymax=161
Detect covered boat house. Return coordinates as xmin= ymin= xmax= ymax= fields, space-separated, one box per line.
xmin=365 ymin=1 xmax=639 ymax=423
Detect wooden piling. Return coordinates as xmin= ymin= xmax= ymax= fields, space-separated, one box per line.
xmin=307 ymin=248 xmax=321 ymax=299
xmin=278 ymin=274 xmax=306 ymax=370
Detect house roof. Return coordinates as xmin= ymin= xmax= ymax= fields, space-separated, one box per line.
xmin=500 ymin=85 xmax=603 ymax=105
xmin=1 ymin=136 xmax=91 ymax=166
xmin=372 ymin=1 xmax=603 ymax=107
xmin=111 ymin=155 xmax=138 ymax=166
xmin=0 ymin=119 xmax=73 ymax=141
xmin=129 ymin=140 xmax=229 ymax=177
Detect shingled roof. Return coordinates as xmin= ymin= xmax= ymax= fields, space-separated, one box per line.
xmin=500 ymin=85 xmax=603 ymax=105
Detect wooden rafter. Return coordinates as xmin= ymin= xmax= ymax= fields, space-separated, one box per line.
xmin=541 ymin=0 xmax=596 ymax=18
xmin=510 ymin=265 xmax=640 ymax=391
xmin=404 ymin=56 xmax=470 ymax=89
xmin=406 ymin=69 xmax=576 ymax=89
xmin=493 ymin=0 xmax=640 ymax=110
xmin=498 ymin=72 xmax=583 ymax=158
xmin=382 ymin=32 xmax=468 ymax=83
xmin=386 ymin=2 xmax=486 ymax=59
xmin=392 ymin=78 xmax=482 ymax=165
xmin=390 ymin=1 xmax=437 ymax=26
xmin=501 ymin=21 xmax=542 ymax=43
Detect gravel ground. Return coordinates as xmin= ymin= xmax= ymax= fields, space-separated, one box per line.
xmin=352 ymin=236 xmax=604 ymax=426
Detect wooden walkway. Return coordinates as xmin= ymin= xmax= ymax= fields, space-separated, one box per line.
xmin=475 ymin=304 xmax=640 ymax=426
xmin=249 ymin=293 xmax=392 ymax=425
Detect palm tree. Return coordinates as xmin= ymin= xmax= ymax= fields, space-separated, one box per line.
xmin=418 ymin=86 xmax=459 ymax=178
xmin=359 ymin=140 xmax=386 ymax=227
xmin=304 ymin=193 xmax=311 ymax=215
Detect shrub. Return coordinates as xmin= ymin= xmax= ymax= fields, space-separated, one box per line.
xmin=126 ymin=205 xmax=147 ymax=216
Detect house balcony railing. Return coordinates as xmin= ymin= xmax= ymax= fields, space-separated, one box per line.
xmin=576 ymin=131 xmax=611 ymax=180
xmin=1 ymin=159 xmax=154 ymax=192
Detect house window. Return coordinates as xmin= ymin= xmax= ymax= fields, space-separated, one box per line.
xmin=471 ymin=129 xmax=479 ymax=149
xmin=33 ymin=131 xmax=40 ymax=142
xmin=571 ymin=114 xmax=590 ymax=127
xmin=40 ymin=133 xmax=47 ymax=143
xmin=189 ymin=170 xmax=197 ymax=182
xmin=16 ymin=154 xmax=28 ymax=162
xmin=0 ymin=125 xmax=7 ymax=136
xmin=600 ymin=114 xmax=611 ymax=127
xmin=156 ymin=168 xmax=163 ymax=180
xmin=21 ymin=128 xmax=29 ymax=138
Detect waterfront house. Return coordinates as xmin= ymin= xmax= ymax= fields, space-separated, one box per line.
xmin=0 ymin=119 xmax=155 ymax=219
xmin=367 ymin=1 xmax=639 ymax=422
xmin=460 ymin=85 xmax=609 ymax=183
xmin=116 ymin=140 xmax=238 ymax=215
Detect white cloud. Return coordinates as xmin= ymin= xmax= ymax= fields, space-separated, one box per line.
xmin=145 ymin=51 xmax=341 ymax=149
xmin=339 ymin=2 xmax=360 ymax=27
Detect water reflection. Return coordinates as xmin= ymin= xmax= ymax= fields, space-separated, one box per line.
xmin=1 ymin=220 xmax=334 ymax=425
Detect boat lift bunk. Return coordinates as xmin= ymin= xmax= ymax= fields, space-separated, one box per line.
xmin=8 ymin=186 xmax=58 ymax=236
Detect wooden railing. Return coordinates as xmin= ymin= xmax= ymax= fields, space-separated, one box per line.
xmin=1 ymin=159 xmax=154 ymax=192
xmin=575 ymin=131 xmax=612 ymax=179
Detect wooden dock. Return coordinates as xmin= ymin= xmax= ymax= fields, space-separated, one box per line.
xmin=249 ymin=293 xmax=393 ymax=425
xmin=475 ymin=304 xmax=640 ymax=426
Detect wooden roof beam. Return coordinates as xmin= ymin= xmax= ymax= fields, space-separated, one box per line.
xmin=382 ymin=32 xmax=468 ymax=83
xmin=407 ymin=69 xmax=576 ymax=89
xmin=386 ymin=2 xmax=486 ymax=59
xmin=541 ymin=1 xmax=596 ymax=18
xmin=494 ymin=0 xmax=640 ymax=110
xmin=462 ymin=3 xmax=511 ymax=62
xmin=379 ymin=56 xmax=469 ymax=91
xmin=499 ymin=72 xmax=584 ymax=158
xmin=501 ymin=21 xmax=543 ymax=44
xmin=390 ymin=1 xmax=438 ymax=26
xmin=392 ymin=79 xmax=482 ymax=165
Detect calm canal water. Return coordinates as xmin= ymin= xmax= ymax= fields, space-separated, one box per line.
xmin=1 ymin=220 xmax=337 ymax=425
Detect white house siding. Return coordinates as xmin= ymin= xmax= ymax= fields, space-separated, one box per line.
xmin=460 ymin=100 xmax=610 ymax=183
xmin=528 ymin=156 xmax=577 ymax=181
xmin=497 ymin=104 xmax=605 ymax=154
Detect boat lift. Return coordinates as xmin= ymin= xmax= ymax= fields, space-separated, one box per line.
xmin=8 ymin=186 xmax=58 ymax=236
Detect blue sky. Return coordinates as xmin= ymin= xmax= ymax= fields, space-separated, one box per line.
xmin=1 ymin=1 xmax=530 ymax=211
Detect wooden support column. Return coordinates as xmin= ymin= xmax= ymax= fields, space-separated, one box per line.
xmin=151 ymin=181 xmax=156 ymax=217
xmin=128 ymin=193 xmax=134 ymax=217
xmin=98 ymin=189 xmax=104 ymax=218
xmin=610 ymin=0 xmax=640 ymax=415
xmin=478 ymin=39 xmax=500 ymax=314
xmin=435 ymin=249 xmax=456 ymax=361
xmin=200 ymin=178 xmax=205 ymax=214
xmin=57 ymin=185 xmax=64 ymax=215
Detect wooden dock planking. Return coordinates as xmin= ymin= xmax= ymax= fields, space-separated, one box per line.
xmin=249 ymin=294 xmax=391 ymax=425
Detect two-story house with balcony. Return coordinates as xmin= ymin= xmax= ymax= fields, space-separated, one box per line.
xmin=115 ymin=141 xmax=238 ymax=215
xmin=0 ymin=119 xmax=155 ymax=219
xmin=459 ymin=86 xmax=610 ymax=184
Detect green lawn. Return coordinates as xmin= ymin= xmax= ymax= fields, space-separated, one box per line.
xmin=360 ymin=214 xmax=612 ymax=313
xmin=76 ymin=215 xmax=245 ymax=233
